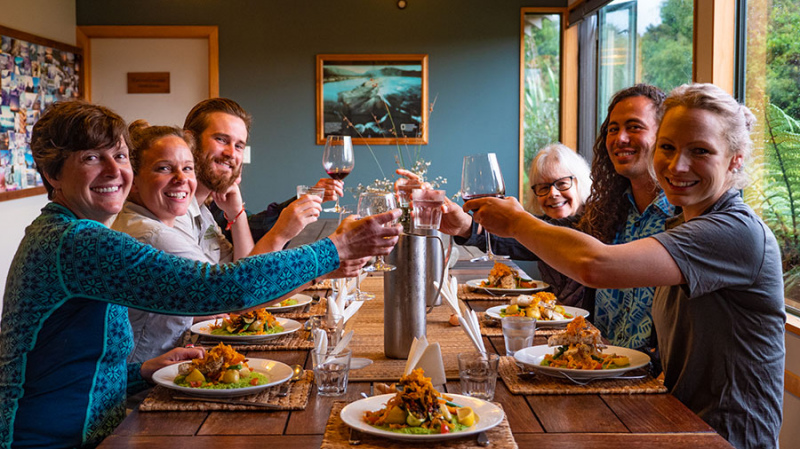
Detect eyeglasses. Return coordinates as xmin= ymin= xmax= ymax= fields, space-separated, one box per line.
xmin=531 ymin=176 xmax=574 ymax=197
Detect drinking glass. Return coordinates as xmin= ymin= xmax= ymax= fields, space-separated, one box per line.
xmin=501 ymin=316 xmax=537 ymax=356
xmin=411 ymin=189 xmax=445 ymax=230
xmin=312 ymin=347 xmax=351 ymax=396
xmin=461 ymin=153 xmax=509 ymax=261
xmin=457 ymin=352 xmax=499 ymax=401
xmin=357 ymin=191 xmax=397 ymax=272
xmin=322 ymin=135 xmax=354 ymax=212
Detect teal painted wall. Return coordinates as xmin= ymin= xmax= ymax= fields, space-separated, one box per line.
xmin=77 ymin=0 xmax=564 ymax=210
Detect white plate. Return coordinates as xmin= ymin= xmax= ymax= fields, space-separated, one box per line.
xmin=152 ymin=358 xmax=293 ymax=398
xmin=265 ymin=294 xmax=313 ymax=312
xmin=485 ymin=305 xmax=590 ymax=327
xmin=350 ymin=357 xmax=373 ymax=370
xmin=466 ymin=278 xmax=549 ymax=295
xmin=191 ymin=317 xmax=302 ymax=342
xmin=340 ymin=393 xmax=504 ymax=442
xmin=514 ymin=344 xmax=650 ymax=379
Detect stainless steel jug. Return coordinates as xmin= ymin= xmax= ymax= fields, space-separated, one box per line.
xmin=383 ymin=229 xmax=448 ymax=359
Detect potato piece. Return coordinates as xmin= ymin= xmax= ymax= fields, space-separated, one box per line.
xmin=505 ymin=304 xmax=519 ymax=315
xmin=186 ymin=369 xmax=205 ymax=384
xmin=222 ymin=369 xmax=240 ymax=384
xmin=385 ymin=406 xmax=407 ymax=424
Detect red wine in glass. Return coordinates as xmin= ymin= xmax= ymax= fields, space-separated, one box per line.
xmin=326 ymin=169 xmax=351 ymax=181
xmin=322 ymin=136 xmax=354 ymax=212
xmin=461 ymin=153 xmax=509 ymax=261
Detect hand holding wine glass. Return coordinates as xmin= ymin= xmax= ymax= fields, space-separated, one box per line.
xmin=357 ymin=191 xmax=398 ymax=272
xmin=322 ymin=135 xmax=355 ymax=212
xmin=461 ymin=153 xmax=509 ymax=262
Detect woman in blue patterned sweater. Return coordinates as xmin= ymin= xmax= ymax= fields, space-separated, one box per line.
xmin=0 ymin=101 xmax=401 ymax=448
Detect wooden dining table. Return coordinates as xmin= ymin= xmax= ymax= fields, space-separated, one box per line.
xmin=98 ymin=221 xmax=733 ymax=448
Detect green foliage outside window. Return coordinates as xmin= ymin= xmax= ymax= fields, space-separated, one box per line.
xmin=639 ymin=0 xmax=693 ymax=91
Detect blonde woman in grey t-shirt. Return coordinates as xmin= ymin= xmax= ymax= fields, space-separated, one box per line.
xmin=462 ymin=84 xmax=784 ymax=449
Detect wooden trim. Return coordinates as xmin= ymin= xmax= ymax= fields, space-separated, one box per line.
xmin=519 ymin=8 xmax=571 ymax=200
xmin=786 ymin=369 xmax=800 ymax=398
xmin=692 ymin=0 xmax=735 ymax=93
xmin=315 ymin=54 xmax=428 ymax=146
xmin=787 ymin=313 xmax=800 ymax=336
xmin=76 ymin=25 xmax=219 ymax=100
xmin=0 ymin=187 xmax=46 ymax=202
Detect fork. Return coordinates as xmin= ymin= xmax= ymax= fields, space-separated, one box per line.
xmin=558 ymin=371 xmax=646 ymax=386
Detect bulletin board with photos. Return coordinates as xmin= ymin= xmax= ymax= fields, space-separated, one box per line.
xmin=0 ymin=25 xmax=82 ymax=202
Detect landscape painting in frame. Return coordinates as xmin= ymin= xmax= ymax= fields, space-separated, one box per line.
xmin=316 ymin=54 xmax=428 ymax=145
xmin=0 ymin=25 xmax=82 ymax=201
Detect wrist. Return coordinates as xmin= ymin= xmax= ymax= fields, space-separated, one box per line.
xmin=224 ymin=203 xmax=246 ymax=231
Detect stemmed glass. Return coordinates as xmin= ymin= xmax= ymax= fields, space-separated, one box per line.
xmin=357 ymin=191 xmax=397 ymax=272
xmin=322 ymin=135 xmax=355 ymax=213
xmin=461 ymin=153 xmax=509 ymax=262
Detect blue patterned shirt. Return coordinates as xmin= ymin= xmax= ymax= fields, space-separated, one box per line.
xmin=593 ymin=190 xmax=676 ymax=350
xmin=0 ymin=203 xmax=338 ymax=448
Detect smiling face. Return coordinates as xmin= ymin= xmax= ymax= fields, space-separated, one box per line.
xmin=605 ymin=96 xmax=659 ymax=183
xmin=47 ymin=139 xmax=133 ymax=226
xmin=131 ymin=135 xmax=197 ymax=227
xmin=654 ymin=106 xmax=742 ymax=220
xmin=534 ymin=170 xmax=581 ymax=219
xmin=193 ymin=112 xmax=246 ymax=195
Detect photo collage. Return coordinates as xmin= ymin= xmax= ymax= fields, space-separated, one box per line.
xmin=0 ymin=33 xmax=81 ymax=193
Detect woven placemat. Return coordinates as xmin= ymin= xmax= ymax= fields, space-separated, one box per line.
xmin=478 ymin=312 xmax=571 ymax=337
xmin=139 ymin=370 xmax=314 ymax=411
xmin=498 ymin=356 xmax=667 ymax=395
xmin=198 ymin=330 xmax=314 ymax=350
xmin=345 ymin=279 xmax=472 ymax=381
xmin=273 ymin=297 xmax=327 ymax=320
xmin=321 ymin=401 xmax=518 ymax=449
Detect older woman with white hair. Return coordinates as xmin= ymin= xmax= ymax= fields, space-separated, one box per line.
xmin=464 ymin=83 xmax=785 ymax=448
xmin=526 ymin=143 xmax=591 ymax=219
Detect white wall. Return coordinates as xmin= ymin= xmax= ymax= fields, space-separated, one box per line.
xmin=90 ymin=38 xmax=208 ymax=126
xmin=0 ymin=0 xmax=76 ymax=316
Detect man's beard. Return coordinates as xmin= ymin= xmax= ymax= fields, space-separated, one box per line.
xmin=195 ymin=152 xmax=242 ymax=193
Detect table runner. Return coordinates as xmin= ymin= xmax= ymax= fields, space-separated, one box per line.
xmin=139 ymin=370 xmax=314 ymax=411
xmin=498 ymin=356 xmax=667 ymax=394
xmin=321 ymin=401 xmax=518 ymax=449
xmin=346 ymin=277 xmax=476 ymax=382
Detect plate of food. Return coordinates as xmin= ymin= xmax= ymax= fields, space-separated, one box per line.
xmin=340 ymin=369 xmax=504 ymax=441
xmin=466 ymin=262 xmax=548 ymax=294
xmin=152 ymin=343 xmax=293 ymax=397
xmin=190 ymin=309 xmax=301 ymax=342
xmin=265 ymin=294 xmax=313 ymax=312
xmin=513 ymin=316 xmax=650 ymax=379
xmin=484 ymin=292 xmax=589 ymax=327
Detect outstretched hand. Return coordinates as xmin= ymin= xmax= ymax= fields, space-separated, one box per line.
xmin=140 ymin=347 xmax=205 ymax=382
xmin=312 ymin=178 xmax=344 ymax=203
xmin=439 ymin=197 xmax=473 ymax=238
xmin=463 ymin=196 xmax=526 ymax=238
xmin=328 ymin=209 xmax=402 ymax=260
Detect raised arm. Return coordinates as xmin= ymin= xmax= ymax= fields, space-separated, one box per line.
xmin=464 ymin=196 xmax=684 ymax=289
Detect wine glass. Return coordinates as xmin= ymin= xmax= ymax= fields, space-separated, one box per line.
xmin=322 ymin=135 xmax=355 ymax=212
xmin=461 ymin=153 xmax=509 ymax=262
xmin=357 ymin=191 xmax=397 ymax=272
xmin=336 ymin=205 xmax=375 ymax=301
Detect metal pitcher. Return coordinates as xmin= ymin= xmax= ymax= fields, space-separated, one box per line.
xmin=383 ymin=229 xmax=449 ymax=359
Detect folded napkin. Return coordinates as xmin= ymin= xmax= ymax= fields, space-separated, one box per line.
xmin=328 ymin=280 xmax=364 ymax=324
xmin=403 ymin=336 xmax=446 ymax=386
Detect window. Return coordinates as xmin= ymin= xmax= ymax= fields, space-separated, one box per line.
xmin=740 ymin=0 xmax=800 ymax=311
xmin=597 ymin=0 xmax=693 ymax=128
xmin=520 ymin=10 xmax=562 ymax=211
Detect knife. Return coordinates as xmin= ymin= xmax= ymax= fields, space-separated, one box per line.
xmin=172 ymin=395 xmax=283 ymax=409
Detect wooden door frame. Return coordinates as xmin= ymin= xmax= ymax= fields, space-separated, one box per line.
xmin=76 ymin=25 xmax=219 ymax=101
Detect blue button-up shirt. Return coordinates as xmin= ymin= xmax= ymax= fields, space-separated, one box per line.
xmin=593 ymin=190 xmax=676 ymax=350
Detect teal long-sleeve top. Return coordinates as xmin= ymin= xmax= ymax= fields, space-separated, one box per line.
xmin=0 ymin=203 xmax=339 ymax=448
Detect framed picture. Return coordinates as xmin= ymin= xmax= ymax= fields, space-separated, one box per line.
xmin=0 ymin=25 xmax=83 ymax=202
xmin=316 ymin=54 xmax=428 ymax=145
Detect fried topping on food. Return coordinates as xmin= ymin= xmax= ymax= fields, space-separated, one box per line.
xmin=177 ymin=343 xmax=249 ymax=384
xmin=542 ymin=316 xmax=630 ymax=370
xmin=482 ymin=262 xmax=537 ymax=289
xmin=502 ymin=292 xmax=570 ymax=320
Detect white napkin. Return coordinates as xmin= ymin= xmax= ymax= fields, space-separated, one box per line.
xmin=313 ymin=328 xmax=328 ymax=356
xmin=458 ymin=309 xmax=486 ymax=353
xmin=328 ymin=289 xmax=363 ymax=324
xmin=403 ymin=336 xmax=446 ymax=386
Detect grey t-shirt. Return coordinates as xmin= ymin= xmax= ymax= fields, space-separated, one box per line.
xmin=652 ymin=189 xmax=785 ymax=449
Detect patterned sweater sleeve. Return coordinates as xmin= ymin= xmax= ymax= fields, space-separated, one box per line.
xmin=57 ymin=220 xmax=339 ymax=315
